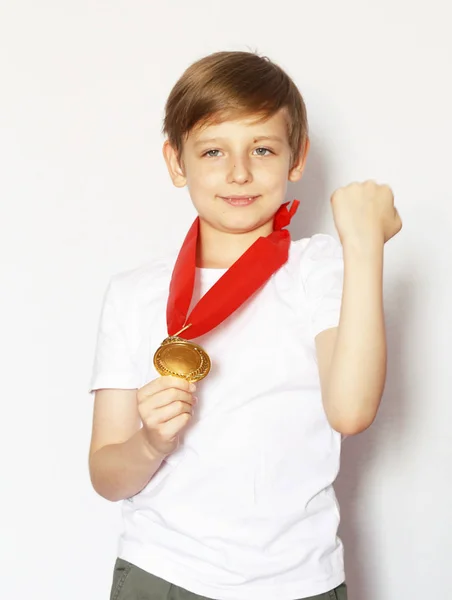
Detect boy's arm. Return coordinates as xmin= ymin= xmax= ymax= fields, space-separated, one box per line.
xmin=89 ymin=389 xmax=164 ymax=502
xmin=88 ymin=379 xmax=195 ymax=502
xmin=315 ymin=181 xmax=402 ymax=436
xmin=316 ymin=241 xmax=385 ymax=435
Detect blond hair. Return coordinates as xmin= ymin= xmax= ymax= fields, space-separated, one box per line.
xmin=163 ymin=51 xmax=308 ymax=167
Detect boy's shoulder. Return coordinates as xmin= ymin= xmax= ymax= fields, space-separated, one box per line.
xmin=106 ymin=249 xmax=178 ymax=302
xmin=290 ymin=233 xmax=343 ymax=263
xmin=103 ymin=235 xmax=342 ymax=303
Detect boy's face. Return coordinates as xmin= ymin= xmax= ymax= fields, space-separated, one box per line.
xmin=163 ymin=109 xmax=309 ymax=235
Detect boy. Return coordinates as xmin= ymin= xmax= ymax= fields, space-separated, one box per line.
xmin=88 ymin=51 xmax=401 ymax=600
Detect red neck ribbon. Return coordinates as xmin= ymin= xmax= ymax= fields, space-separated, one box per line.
xmin=167 ymin=200 xmax=300 ymax=340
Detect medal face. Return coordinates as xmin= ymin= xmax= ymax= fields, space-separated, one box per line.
xmin=153 ymin=336 xmax=211 ymax=382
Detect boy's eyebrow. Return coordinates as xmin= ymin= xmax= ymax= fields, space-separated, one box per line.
xmin=193 ymin=135 xmax=285 ymax=147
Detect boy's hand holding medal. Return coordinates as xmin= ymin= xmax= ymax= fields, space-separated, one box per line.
xmin=137 ymin=376 xmax=197 ymax=457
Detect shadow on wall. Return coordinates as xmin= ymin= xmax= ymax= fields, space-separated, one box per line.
xmin=286 ymin=135 xmax=332 ymax=240
xmin=286 ymin=136 xmax=411 ymax=600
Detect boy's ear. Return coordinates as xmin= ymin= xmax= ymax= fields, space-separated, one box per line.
xmin=162 ymin=140 xmax=187 ymax=187
xmin=288 ymin=137 xmax=310 ymax=183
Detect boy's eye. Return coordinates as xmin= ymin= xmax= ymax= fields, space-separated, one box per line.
xmin=253 ymin=147 xmax=273 ymax=156
xmin=203 ymin=149 xmax=221 ymax=157
xmin=203 ymin=147 xmax=273 ymax=158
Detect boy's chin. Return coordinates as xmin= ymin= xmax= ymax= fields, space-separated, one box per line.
xmin=213 ymin=212 xmax=274 ymax=235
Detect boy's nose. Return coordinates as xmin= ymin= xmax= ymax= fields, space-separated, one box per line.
xmin=227 ymin=159 xmax=253 ymax=184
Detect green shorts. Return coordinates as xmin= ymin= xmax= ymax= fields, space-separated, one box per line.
xmin=110 ymin=558 xmax=348 ymax=600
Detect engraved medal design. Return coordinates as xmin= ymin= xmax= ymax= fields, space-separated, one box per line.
xmin=153 ymin=335 xmax=211 ymax=382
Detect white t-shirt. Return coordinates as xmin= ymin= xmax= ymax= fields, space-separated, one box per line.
xmin=89 ymin=234 xmax=345 ymax=600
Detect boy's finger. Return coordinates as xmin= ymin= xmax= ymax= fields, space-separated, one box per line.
xmin=159 ymin=413 xmax=192 ymax=438
xmin=154 ymin=398 xmax=194 ymax=424
xmin=148 ymin=389 xmax=196 ymax=410
xmin=139 ymin=376 xmax=196 ymax=401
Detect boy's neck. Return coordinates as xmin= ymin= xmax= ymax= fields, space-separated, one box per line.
xmin=196 ymin=218 xmax=274 ymax=269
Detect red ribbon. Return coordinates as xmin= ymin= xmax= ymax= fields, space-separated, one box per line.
xmin=167 ymin=200 xmax=300 ymax=340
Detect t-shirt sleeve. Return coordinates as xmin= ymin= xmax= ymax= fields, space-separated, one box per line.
xmin=300 ymin=234 xmax=344 ymax=339
xmin=88 ymin=276 xmax=140 ymax=394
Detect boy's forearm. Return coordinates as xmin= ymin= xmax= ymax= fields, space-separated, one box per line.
xmin=89 ymin=428 xmax=164 ymax=502
xmin=325 ymin=239 xmax=386 ymax=433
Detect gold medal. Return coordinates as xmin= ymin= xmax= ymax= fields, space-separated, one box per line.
xmin=153 ymin=334 xmax=211 ymax=382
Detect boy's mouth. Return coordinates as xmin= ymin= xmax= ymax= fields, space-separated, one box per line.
xmin=219 ymin=195 xmax=260 ymax=207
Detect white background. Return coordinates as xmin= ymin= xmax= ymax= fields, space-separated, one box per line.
xmin=1 ymin=1 xmax=451 ymax=599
